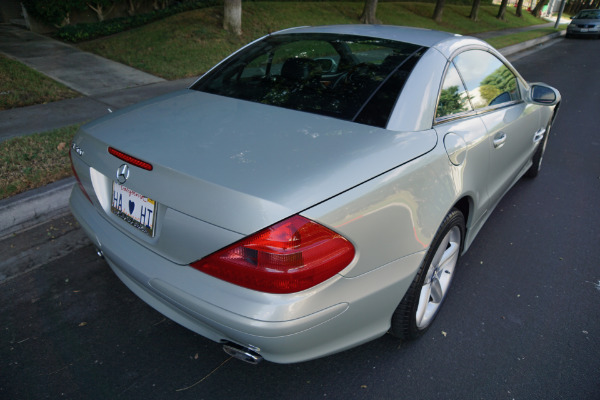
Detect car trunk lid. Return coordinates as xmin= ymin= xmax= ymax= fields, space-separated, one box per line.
xmin=75 ymin=90 xmax=436 ymax=261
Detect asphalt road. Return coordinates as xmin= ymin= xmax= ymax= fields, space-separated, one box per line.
xmin=2 ymin=37 xmax=599 ymax=400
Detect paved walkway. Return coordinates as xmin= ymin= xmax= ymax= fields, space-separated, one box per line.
xmin=0 ymin=24 xmax=195 ymax=142
xmin=0 ymin=24 xmax=164 ymax=96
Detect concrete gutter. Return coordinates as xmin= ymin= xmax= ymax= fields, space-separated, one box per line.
xmin=0 ymin=178 xmax=90 ymax=283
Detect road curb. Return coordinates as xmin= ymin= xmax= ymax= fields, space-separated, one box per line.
xmin=0 ymin=177 xmax=75 ymax=239
xmin=499 ymin=30 xmax=565 ymax=58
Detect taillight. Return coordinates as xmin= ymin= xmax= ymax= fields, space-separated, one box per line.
xmin=190 ymin=215 xmax=355 ymax=294
xmin=69 ymin=148 xmax=92 ymax=204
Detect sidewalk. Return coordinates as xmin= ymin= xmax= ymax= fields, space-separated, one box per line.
xmin=0 ymin=20 xmax=567 ymax=281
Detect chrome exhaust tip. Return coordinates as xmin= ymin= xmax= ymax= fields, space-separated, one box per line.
xmin=95 ymin=248 xmax=104 ymax=259
xmin=223 ymin=343 xmax=263 ymax=364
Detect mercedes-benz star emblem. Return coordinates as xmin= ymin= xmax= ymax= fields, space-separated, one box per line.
xmin=116 ymin=164 xmax=130 ymax=184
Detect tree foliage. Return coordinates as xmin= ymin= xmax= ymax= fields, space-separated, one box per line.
xmin=480 ymin=66 xmax=516 ymax=104
xmin=565 ymin=0 xmax=600 ymax=14
xmin=437 ymin=85 xmax=469 ymax=117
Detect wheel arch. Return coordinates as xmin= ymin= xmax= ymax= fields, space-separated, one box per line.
xmin=451 ymin=195 xmax=472 ymax=252
xmin=452 ymin=196 xmax=471 ymax=231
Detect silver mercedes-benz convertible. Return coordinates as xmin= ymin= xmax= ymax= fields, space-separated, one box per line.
xmin=69 ymin=25 xmax=560 ymax=364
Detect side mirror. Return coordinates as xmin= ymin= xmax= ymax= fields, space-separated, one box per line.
xmin=529 ymin=83 xmax=560 ymax=106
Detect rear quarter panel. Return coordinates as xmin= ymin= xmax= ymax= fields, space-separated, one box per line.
xmin=303 ymin=136 xmax=459 ymax=278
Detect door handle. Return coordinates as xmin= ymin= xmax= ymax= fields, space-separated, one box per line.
xmin=533 ymin=128 xmax=546 ymax=143
xmin=493 ymin=132 xmax=506 ymax=149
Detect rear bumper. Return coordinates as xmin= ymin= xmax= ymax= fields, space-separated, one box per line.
xmin=70 ymin=185 xmax=425 ymax=363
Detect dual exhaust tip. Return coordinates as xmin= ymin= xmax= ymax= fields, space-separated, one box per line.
xmin=223 ymin=343 xmax=263 ymax=364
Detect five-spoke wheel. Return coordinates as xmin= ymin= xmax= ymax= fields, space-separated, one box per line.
xmin=390 ymin=208 xmax=465 ymax=339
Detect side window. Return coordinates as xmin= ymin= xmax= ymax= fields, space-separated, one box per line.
xmin=453 ymin=50 xmax=520 ymax=110
xmin=436 ymin=62 xmax=472 ymax=119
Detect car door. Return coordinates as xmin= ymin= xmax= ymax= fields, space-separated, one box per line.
xmin=453 ymin=50 xmax=541 ymax=208
xmin=433 ymin=61 xmax=492 ymax=228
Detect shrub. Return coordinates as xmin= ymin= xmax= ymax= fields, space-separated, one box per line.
xmin=55 ymin=0 xmax=219 ymax=42
xmin=22 ymin=0 xmax=86 ymax=27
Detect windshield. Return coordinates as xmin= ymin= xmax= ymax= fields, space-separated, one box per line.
xmin=575 ymin=10 xmax=600 ymax=19
xmin=192 ymin=33 xmax=424 ymax=128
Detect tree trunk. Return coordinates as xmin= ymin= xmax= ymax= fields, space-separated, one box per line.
xmin=531 ymin=0 xmax=549 ymax=17
xmin=515 ymin=0 xmax=525 ymax=17
xmin=87 ymin=1 xmax=115 ymax=22
xmin=496 ymin=0 xmax=509 ymax=20
xmin=359 ymin=0 xmax=379 ymax=24
xmin=469 ymin=0 xmax=481 ymax=21
xmin=554 ymin=0 xmax=567 ymax=28
xmin=432 ymin=0 xmax=445 ymax=23
xmin=223 ymin=0 xmax=242 ymax=36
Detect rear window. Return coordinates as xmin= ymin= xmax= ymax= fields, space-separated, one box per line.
xmin=192 ymin=33 xmax=424 ymax=128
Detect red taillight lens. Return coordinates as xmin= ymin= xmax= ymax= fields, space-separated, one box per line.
xmin=190 ymin=215 xmax=355 ymax=294
xmin=108 ymin=147 xmax=153 ymax=171
xmin=69 ymin=149 xmax=92 ymax=204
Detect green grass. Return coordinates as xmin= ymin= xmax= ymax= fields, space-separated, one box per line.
xmin=0 ymin=54 xmax=79 ymax=110
xmin=78 ymin=2 xmax=548 ymax=80
xmin=0 ymin=125 xmax=79 ymax=200
xmin=486 ymin=25 xmax=568 ymax=48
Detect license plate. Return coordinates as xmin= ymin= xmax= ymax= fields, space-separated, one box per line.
xmin=111 ymin=182 xmax=156 ymax=237
xmin=580 ymin=28 xmax=589 ymax=32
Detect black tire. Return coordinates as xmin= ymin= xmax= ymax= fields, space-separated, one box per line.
xmin=526 ymin=120 xmax=552 ymax=179
xmin=390 ymin=209 xmax=465 ymax=340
